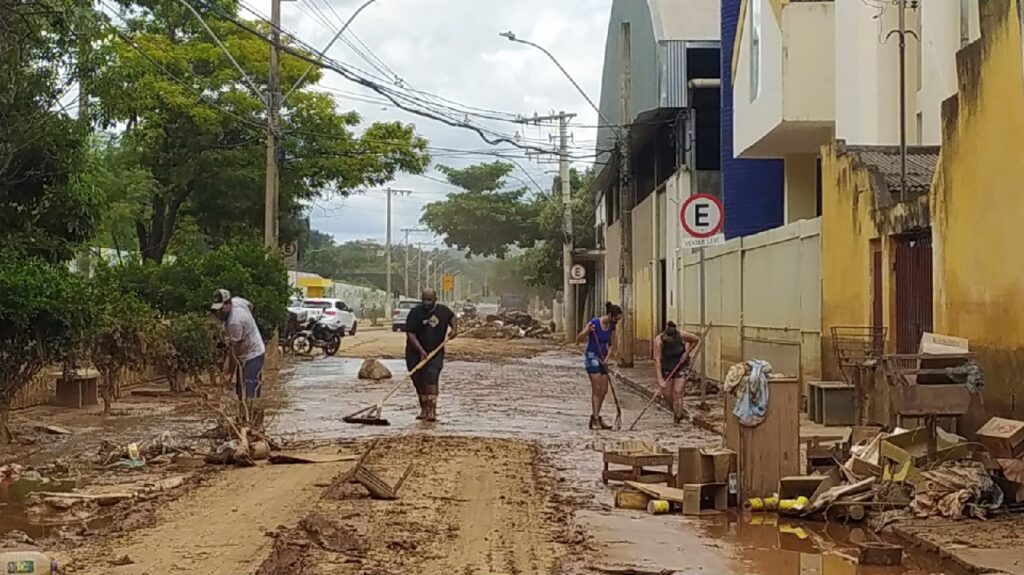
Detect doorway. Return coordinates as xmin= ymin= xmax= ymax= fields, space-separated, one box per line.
xmin=894 ymin=231 xmax=933 ymax=353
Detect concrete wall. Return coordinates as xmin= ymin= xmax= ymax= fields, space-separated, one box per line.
xmin=932 ymin=0 xmax=1024 ymax=426
xmin=633 ymin=194 xmax=656 ymax=358
xmin=733 ymin=0 xmax=784 ymax=155
xmin=784 ymin=155 xmax=818 ymax=222
xmin=721 ymin=0 xmax=786 ymax=239
xmin=680 ymin=218 xmax=822 ymax=395
xmin=781 ymin=2 xmax=835 ymax=124
xmin=835 ymin=0 xmax=924 ymax=146
xmin=918 ymin=0 xmax=981 ymax=144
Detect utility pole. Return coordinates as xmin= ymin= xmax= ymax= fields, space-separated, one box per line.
xmin=401 ymin=228 xmax=427 ymax=296
xmin=264 ymin=0 xmax=282 ymax=249
xmin=887 ymin=0 xmax=916 ymax=202
xmin=617 ymin=22 xmax=635 ymax=368
xmin=385 ymin=188 xmax=393 ymax=303
xmin=517 ymin=111 xmax=577 ymax=341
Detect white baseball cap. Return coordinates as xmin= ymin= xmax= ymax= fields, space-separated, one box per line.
xmin=211 ymin=289 xmax=231 ymax=310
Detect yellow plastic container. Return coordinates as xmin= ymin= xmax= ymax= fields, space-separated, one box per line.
xmin=778 ymin=496 xmax=809 ymax=513
xmin=746 ymin=496 xmax=779 ymax=511
xmin=647 ymin=499 xmax=671 ymax=514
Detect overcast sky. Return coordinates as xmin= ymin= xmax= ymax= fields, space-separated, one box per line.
xmin=249 ymin=0 xmax=613 ymax=247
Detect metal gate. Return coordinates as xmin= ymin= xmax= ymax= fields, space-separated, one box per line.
xmin=894 ymin=231 xmax=933 ymax=353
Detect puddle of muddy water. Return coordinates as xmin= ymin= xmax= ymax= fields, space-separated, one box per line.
xmin=0 ymin=477 xmax=107 ymax=540
xmin=696 ymin=513 xmax=957 ymax=575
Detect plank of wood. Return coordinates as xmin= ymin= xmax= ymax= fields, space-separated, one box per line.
xmin=614 ymin=489 xmax=652 ymax=510
xmin=624 ymin=481 xmax=689 ymax=504
xmin=268 ymin=452 xmax=360 ymax=465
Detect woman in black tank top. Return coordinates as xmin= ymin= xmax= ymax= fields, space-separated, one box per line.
xmin=654 ymin=322 xmax=701 ymax=423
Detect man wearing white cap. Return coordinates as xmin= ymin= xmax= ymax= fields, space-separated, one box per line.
xmin=211 ymin=289 xmax=266 ymax=413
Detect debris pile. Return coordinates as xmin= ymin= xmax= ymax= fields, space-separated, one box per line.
xmin=461 ymin=311 xmax=553 ymax=339
xmin=357 ymin=358 xmax=392 ymax=381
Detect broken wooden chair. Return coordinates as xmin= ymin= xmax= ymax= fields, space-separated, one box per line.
xmin=339 ymin=440 xmax=413 ymax=501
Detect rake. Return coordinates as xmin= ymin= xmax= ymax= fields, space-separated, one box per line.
xmin=342 ymin=336 xmax=450 ymax=426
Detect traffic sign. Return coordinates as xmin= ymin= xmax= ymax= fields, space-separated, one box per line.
xmin=442 ymin=273 xmax=455 ymax=293
xmin=680 ymin=193 xmax=724 ymax=238
xmin=569 ymin=263 xmax=586 ymax=285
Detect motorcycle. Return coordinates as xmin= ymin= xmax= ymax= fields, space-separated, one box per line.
xmin=290 ymin=312 xmax=344 ymax=356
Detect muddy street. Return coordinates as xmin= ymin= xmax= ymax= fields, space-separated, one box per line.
xmin=20 ymin=331 xmax=955 ymax=574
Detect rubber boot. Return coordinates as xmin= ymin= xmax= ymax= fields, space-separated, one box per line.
xmin=415 ymin=394 xmax=427 ymax=420
xmin=425 ymin=395 xmax=438 ymax=422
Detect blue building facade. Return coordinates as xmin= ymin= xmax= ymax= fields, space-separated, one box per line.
xmin=720 ymin=0 xmax=784 ymax=238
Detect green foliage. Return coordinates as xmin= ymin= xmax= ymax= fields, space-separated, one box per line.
xmin=520 ymin=168 xmax=597 ymax=288
xmin=154 ymin=313 xmax=223 ymax=381
xmin=0 ymin=1 xmax=106 ymax=262
xmin=421 ymin=162 xmax=596 ymax=290
xmin=90 ymin=7 xmax=431 ymax=262
xmin=104 ymin=241 xmax=290 ymax=339
xmin=0 ymin=251 xmax=96 ymax=419
xmin=421 ymin=162 xmax=542 ymax=258
xmin=87 ymin=286 xmax=157 ymax=412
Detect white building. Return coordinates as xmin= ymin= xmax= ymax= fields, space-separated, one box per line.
xmin=731 ymin=0 xmax=980 ymax=218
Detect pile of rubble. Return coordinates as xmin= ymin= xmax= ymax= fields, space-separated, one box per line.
xmin=461 ymin=311 xmax=554 ymax=339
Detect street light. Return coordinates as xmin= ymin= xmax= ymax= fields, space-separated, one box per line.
xmin=499 ymin=31 xmax=611 ymax=128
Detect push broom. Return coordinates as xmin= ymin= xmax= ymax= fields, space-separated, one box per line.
xmin=342 ymin=336 xmax=450 ymax=426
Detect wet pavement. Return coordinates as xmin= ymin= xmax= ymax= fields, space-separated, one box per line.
xmin=269 ymin=351 xmax=961 ymax=575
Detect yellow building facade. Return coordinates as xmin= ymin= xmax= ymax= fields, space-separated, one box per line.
xmin=821 ymin=0 xmax=1024 ymax=429
xmin=931 ymin=0 xmax=1024 ymax=428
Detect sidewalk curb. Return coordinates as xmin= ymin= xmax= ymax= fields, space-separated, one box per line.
xmin=892 ymin=526 xmax=1007 ymax=574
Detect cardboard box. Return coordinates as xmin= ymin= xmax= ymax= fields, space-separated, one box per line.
xmin=976 ymin=417 xmax=1024 ymax=459
xmin=681 ymin=483 xmax=727 ymax=516
xmin=677 ymin=447 xmax=737 ymax=487
xmin=881 ymin=427 xmax=968 ymax=482
xmin=919 ymin=332 xmax=969 ymax=354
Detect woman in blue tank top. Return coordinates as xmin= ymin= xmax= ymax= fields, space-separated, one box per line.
xmin=576 ymin=302 xmax=624 ymax=430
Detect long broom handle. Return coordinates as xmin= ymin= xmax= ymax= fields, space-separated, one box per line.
xmin=626 ymin=322 xmax=713 ymax=431
xmin=374 ymin=335 xmax=450 ymax=408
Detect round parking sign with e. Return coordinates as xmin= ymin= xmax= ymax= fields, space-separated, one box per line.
xmin=570 ymin=264 xmax=586 ymax=281
xmin=680 ymin=194 xmax=724 ymax=238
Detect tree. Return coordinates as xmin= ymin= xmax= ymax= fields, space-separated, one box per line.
xmin=421 ymin=161 xmax=597 ymax=291
xmin=90 ymin=3 xmax=431 ymax=262
xmin=520 ymin=167 xmax=596 ymax=288
xmin=155 ymin=313 xmax=223 ymax=393
xmin=107 ymin=240 xmax=291 ymax=338
xmin=421 ymin=162 xmax=541 ymax=258
xmin=0 ymin=0 xmax=106 ymax=263
xmin=0 ymin=251 xmax=95 ymax=443
xmin=88 ymin=289 xmax=156 ymax=414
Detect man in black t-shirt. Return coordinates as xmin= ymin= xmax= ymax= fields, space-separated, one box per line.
xmin=404 ymin=288 xmax=458 ymax=422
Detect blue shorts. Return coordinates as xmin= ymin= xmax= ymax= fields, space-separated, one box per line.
xmin=235 ymin=354 xmax=265 ymax=399
xmin=584 ymin=352 xmax=608 ymax=375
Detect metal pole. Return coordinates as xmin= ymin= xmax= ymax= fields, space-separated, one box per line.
xmin=385 ymin=188 xmax=393 ymax=306
xmin=264 ymin=0 xmax=282 ymax=249
xmin=898 ymin=0 xmax=907 ymax=202
xmin=699 ymin=246 xmax=707 ymax=403
xmin=559 ymin=112 xmax=574 ymax=342
xmin=403 ymin=229 xmax=410 ymax=297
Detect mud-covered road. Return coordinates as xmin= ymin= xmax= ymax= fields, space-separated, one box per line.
xmin=32 ymin=329 xmax=956 ymax=574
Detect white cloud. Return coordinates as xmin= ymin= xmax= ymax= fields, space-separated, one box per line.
xmin=246 ymin=0 xmax=612 ymax=245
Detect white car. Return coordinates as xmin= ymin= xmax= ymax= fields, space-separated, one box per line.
xmin=300 ymin=298 xmax=359 ymax=335
xmin=392 ymin=299 xmax=420 ymax=332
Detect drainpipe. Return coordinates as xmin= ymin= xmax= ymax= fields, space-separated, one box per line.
xmin=686 ymin=77 xmax=721 ymax=389
xmin=959 ymin=0 xmax=970 ymax=48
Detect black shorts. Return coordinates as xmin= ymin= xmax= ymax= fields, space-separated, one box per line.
xmin=407 ymin=356 xmax=443 ymax=394
xmin=660 ymin=361 xmax=690 ymax=380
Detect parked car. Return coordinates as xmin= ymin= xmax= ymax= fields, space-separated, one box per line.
xmin=392 ymin=299 xmax=420 ymax=332
xmin=300 ymin=298 xmax=359 ymax=335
